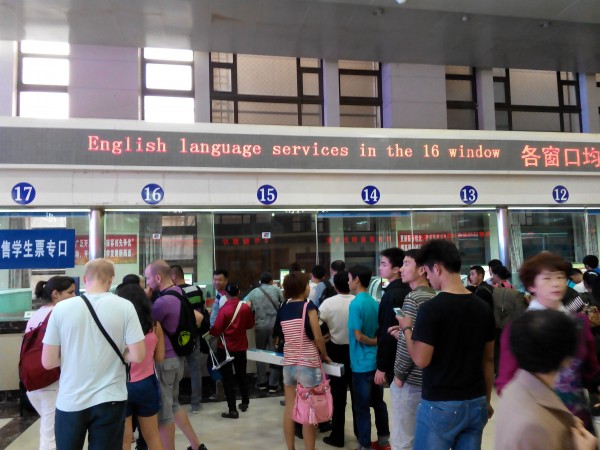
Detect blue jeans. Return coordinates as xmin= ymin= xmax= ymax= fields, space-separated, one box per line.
xmin=185 ymin=340 xmax=203 ymax=408
xmin=351 ymin=370 xmax=389 ymax=447
xmin=55 ymin=401 xmax=126 ymax=450
xmin=413 ymin=396 xmax=488 ymax=450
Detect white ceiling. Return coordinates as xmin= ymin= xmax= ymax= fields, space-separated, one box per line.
xmin=1 ymin=0 xmax=599 ymax=72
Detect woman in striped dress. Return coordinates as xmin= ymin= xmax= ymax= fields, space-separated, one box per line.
xmin=273 ymin=271 xmax=331 ymax=450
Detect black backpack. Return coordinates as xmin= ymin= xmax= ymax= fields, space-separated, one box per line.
xmin=318 ymin=280 xmax=337 ymax=306
xmin=161 ymin=289 xmax=198 ymax=356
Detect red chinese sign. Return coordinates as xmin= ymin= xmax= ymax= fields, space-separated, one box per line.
xmin=398 ymin=231 xmax=490 ymax=250
xmin=75 ymin=235 xmax=137 ymax=265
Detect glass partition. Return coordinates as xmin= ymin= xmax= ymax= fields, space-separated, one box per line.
xmin=508 ymin=209 xmax=587 ymax=271
xmin=104 ymin=211 xmax=214 ymax=295
xmin=213 ymin=212 xmax=317 ymax=296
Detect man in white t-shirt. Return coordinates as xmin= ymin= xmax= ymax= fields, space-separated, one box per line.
xmin=42 ymin=258 xmax=145 ymax=450
xmin=318 ymin=271 xmax=356 ymax=448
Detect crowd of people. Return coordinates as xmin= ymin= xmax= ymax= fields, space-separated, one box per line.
xmin=19 ymin=242 xmax=600 ymax=450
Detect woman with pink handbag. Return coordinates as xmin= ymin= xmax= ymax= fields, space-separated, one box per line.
xmin=273 ymin=271 xmax=332 ymax=450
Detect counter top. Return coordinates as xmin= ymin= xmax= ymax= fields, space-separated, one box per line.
xmin=0 ymin=320 xmax=26 ymax=334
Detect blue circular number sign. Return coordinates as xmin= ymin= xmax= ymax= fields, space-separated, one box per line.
xmin=552 ymin=185 xmax=569 ymax=204
xmin=459 ymin=185 xmax=478 ymax=205
xmin=362 ymin=186 xmax=380 ymax=205
xmin=12 ymin=182 xmax=36 ymax=205
xmin=257 ymin=185 xmax=277 ymax=205
xmin=141 ymin=184 xmax=164 ymax=205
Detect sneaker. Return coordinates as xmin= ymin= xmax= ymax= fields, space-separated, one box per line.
xmin=191 ymin=404 xmax=201 ymax=414
xmin=238 ymin=403 xmax=249 ymax=412
xmin=255 ymin=382 xmax=268 ymax=390
xmin=267 ymin=384 xmax=281 ymax=393
xmin=187 ymin=445 xmax=208 ymax=450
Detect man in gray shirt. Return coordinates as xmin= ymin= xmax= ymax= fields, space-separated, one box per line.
xmin=244 ymin=272 xmax=284 ymax=392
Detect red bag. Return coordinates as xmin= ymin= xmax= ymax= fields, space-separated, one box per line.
xmin=19 ymin=312 xmax=60 ymax=391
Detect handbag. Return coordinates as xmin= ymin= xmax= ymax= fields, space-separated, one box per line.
xmin=204 ymin=301 xmax=243 ymax=369
xmin=291 ymin=301 xmax=333 ymax=426
xmin=81 ymin=294 xmax=130 ymax=382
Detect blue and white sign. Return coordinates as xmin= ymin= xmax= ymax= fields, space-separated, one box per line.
xmin=11 ymin=182 xmax=36 ymax=205
xmin=257 ymin=185 xmax=277 ymax=205
xmin=141 ymin=183 xmax=164 ymax=205
xmin=0 ymin=229 xmax=75 ymax=269
xmin=552 ymin=185 xmax=569 ymax=204
xmin=361 ymin=185 xmax=380 ymax=205
xmin=459 ymin=185 xmax=478 ymax=205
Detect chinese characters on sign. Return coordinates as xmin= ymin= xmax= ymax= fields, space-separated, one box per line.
xmin=397 ymin=231 xmax=490 ymax=251
xmin=0 ymin=229 xmax=75 ymax=269
xmin=521 ymin=145 xmax=600 ymax=169
xmin=75 ymin=235 xmax=137 ymax=265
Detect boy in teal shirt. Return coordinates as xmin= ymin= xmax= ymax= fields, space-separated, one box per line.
xmin=348 ymin=265 xmax=390 ymax=450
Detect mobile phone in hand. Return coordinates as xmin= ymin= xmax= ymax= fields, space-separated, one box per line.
xmin=393 ymin=307 xmax=406 ymax=318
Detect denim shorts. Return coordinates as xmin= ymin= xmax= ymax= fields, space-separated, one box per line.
xmin=283 ymin=365 xmax=322 ymax=387
xmin=126 ymin=374 xmax=161 ymax=417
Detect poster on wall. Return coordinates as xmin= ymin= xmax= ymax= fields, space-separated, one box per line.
xmin=75 ymin=235 xmax=138 ymax=265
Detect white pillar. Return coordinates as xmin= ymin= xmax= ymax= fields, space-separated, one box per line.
xmin=70 ymin=45 xmax=139 ymax=119
xmin=194 ymin=51 xmax=211 ymax=122
xmin=0 ymin=41 xmax=16 ymax=116
xmin=476 ymin=69 xmax=496 ymax=130
xmin=322 ymin=60 xmax=340 ymax=127
xmin=579 ymin=73 xmax=600 ymax=133
xmin=382 ymin=63 xmax=447 ymax=129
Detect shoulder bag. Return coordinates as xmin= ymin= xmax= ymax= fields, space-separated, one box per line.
xmin=81 ymin=294 xmax=130 ymax=382
xmin=291 ymin=301 xmax=333 ymax=426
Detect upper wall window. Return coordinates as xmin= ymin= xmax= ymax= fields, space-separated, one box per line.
xmin=18 ymin=41 xmax=69 ymax=119
xmin=210 ymin=53 xmax=323 ymax=126
xmin=142 ymin=48 xmax=194 ymax=123
xmin=339 ymin=60 xmax=382 ymax=128
xmin=494 ymin=68 xmax=581 ymax=132
xmin=445 ymin=66 xmax=478 ymax=130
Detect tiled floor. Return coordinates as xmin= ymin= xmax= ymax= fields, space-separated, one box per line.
xmin=1 ymin=388 xmax=498 ymax=450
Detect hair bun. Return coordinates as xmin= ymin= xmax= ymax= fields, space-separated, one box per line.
xmin=225 ymin=282 xmax=240 ymax=297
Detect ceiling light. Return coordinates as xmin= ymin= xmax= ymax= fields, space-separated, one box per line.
xmin=396 ymin=0 xmax=407 ymax=4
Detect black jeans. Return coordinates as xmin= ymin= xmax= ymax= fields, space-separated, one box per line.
xmin=326 ymin=341 xmax=357 ymax=444
xmin=217 ymin=349 xmax=249 ymax=412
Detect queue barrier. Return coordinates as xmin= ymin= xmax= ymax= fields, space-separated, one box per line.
xmin=246 ymin=348 xmax=345 ymax=377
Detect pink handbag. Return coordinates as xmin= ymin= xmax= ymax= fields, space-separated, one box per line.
xmin=291 ymin=302 xmax=333 ymax=426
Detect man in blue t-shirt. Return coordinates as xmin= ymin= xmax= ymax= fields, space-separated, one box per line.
xmin=348 ymin=265 xmax=390 ymax=450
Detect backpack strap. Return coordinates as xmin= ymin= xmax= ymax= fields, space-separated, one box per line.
xmin=81 ymin=294 xmax=129 ymax=380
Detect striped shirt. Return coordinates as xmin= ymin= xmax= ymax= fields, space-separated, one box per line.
xmin=394 ymin=286 xmax=436 ymax=386
xmin=274 ymin=300 xmax=320 ymax=368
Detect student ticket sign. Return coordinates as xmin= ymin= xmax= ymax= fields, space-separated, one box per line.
xmin=1 ymin=122 xmax=599 ymax=173
xmin=0 ymin=229 xmax=75 ymax=269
